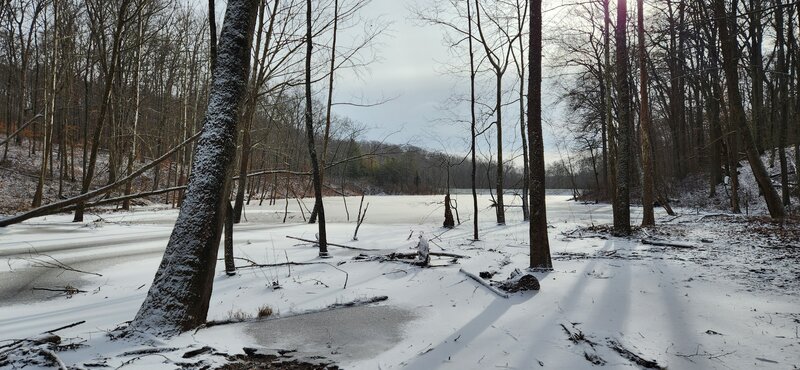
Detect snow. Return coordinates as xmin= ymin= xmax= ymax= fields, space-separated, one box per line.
xmin=1 ymin=193 xmax=799 ymax=369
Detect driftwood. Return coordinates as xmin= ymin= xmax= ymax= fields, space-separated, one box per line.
xmin=286 ymin=235 xmax=378 ymax=251
xmin=641 ymin=238 xmax=695 ymax=249
xmin=459 ymin=268 xmax=509 ymax=298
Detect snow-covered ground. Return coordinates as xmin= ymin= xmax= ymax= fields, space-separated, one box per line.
xmin=1 ymin=193 xmax=798 ymax=369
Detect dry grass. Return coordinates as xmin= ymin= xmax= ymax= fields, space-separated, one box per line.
xmin=226 ymin=309 xmax=252 ymax=322
xmin=256 ymin=305 xmax=273 ymax=319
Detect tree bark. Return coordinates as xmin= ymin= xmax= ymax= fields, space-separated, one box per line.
xmin=528 ymin=0 xmax=551 ymax=269
xmin=127 ymin=0 xmax=258 ymax=336
xmin=613 ymin=0 xmax=632 ymax=235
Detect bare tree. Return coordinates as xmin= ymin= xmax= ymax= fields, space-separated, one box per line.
xmin=474 ymin=0 xmax=520 ymax=225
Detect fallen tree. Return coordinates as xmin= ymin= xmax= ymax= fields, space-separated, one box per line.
xmin=0 ymin=132 xmax=201 ymax=227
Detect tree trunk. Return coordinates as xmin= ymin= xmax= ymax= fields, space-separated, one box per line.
xmin=224 ymin=202 xmax=235 ymax=275
xmin=637 ymin=0 xmax=654 ymax=227
xmin=128 ymin=0 xmax=258 ymax=336
xmin=517 ymin=0 xmax=530 ymax=221
xmin=310 ymin=0 xmax=339 ymax=225
xmin=123 ymin=5 xmax=145 ymax=211
xmin=528 ymin=0 xmax=551 ymax=270
xmin=603 ymin=0 xmax=617 ymax=203
xmin=305 ymin=0 xmax=329 ymax=257
xmin=613 ymin=0 xmax=632 ymax=235
xmin=468 ymin=1 xmax=479 ymax=241
xmin=495 ymin=74 xmax=505 ymax=225
xmin=774 ymin=0 xmax=790 ymax=206
xmin=749 ymin=0 xmax=766 ymax=152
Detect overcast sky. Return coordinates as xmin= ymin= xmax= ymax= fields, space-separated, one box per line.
xmin=329 ymin=0 xmax=571 ymax=167
xmin=205 ymin=0 xmax=573 ymax=166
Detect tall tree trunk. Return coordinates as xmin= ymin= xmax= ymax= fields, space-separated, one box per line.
xmin=123 ymin=4 xmax=145 ymax=211
xmin=468 ymin=1 xmax=479 ymax=241
xmin=33 ymin=6 xmax=57 ymax=208
xmin=603 ymin=0 xmax=617 ymax=203
xmin=494 ymin=72 xmax=505 ymax=225
xmin=713 ymin=0 xmax=785 ymax=219
xmin=516 ymin=0 xmax=530 ymax=221
xmin=128 ymin=0 xmax=258 ymax=336
xmin=774 ymin=0 xmax=790 ymax=206
xmin=638 ymin=0 xmax=654 ymax=227
xmin=613 ymin=0 xmax=632 ymax=235
xmin=309 ymin=0 xmax=339 ymax=225
xmin=749 ymin=0 xmax=766 ymax=152
xmin=305 ymin=0 xmax=329 ymax=256
xmin=528 ymin=0 xmax=551 ymax=269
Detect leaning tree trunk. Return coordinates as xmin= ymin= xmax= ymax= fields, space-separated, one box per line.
xmin=528 ymin=0 xmax=551 ymax=270
xmin=127 ymin=0 xmax=258 ymax=336
xmin=712 ymin=0 xmax=785 ymax=219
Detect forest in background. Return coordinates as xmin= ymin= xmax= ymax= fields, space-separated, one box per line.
xmin=1 ymin=0 xmax=798 ymax=227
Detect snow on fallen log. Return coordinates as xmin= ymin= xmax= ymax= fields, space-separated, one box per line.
xmin=459 ymin=268 xmax=509 ymax=299
xmin=641 ymin=238 xmax=696 ymax=249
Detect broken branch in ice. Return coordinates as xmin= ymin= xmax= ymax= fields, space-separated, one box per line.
xmin=286 ymin=235 xmax=378 ymax=251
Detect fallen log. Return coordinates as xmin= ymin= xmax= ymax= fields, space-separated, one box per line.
xmin=641 ymin=239 xmax=695 ymax=249
xmin=390 ymin=251 xmax=470 ymax=259
xmin=0 ymin=114 xmax=42 ymax=147
xmin=0 ymin=132 xmax=201 ymax=227
xmin=41 ymin=321 xmax=85 ymax=335
xmin=32 ymin=287 xmax=87 ymax=294
xmin=459 ymin=268 xmax=509 ymax=299
xmin=285 ymin=235 xmax=378 ymax=251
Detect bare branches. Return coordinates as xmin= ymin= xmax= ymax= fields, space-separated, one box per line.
xmin=17 ymin=251 xmax=102 ymax=277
